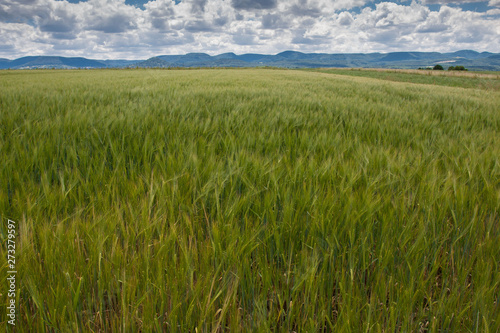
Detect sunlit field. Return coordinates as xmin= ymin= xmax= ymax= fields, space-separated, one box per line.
xmin=1 ymin=68 xmax=499 ymax=332
xmin=304 ymin=68 xmax=500 ymax=90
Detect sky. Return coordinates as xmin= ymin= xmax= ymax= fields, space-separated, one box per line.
xmin=0 ymin=0 xmax=499 ymax=59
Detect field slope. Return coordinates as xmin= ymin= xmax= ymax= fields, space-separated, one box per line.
xmin=1 ymin=69 xmax=499 ymax=332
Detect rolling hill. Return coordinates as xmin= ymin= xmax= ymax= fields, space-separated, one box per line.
xmin=1 ymin=50 xmax=499 ymax=70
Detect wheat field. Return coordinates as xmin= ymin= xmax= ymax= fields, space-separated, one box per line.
xmin=1 ymin=68 xmax=499 ymax=332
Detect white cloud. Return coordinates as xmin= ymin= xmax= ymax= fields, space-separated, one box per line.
xmin=338 ymin=12 xmax=354 ymax=25
xmin=0 ymin=0 xmax=498 ymax=59
xmin=421 ymin=0 xmax=500 ymax=7
xmin=421 ymin=0 xmax=485 ymax=3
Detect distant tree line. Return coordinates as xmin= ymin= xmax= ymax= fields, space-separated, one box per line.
xmin=447 ymin=65 xmax=467 ymax=71
xmin=418 ymin=65 xmax=469 ymax=71
xmin=419 ymin=64 xmax=468 ymax=71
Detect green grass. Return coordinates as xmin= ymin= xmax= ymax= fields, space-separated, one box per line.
xmin=305 ymin=68 xmax=500 ymax=91
xmin=0 ymin=68 xmax=499 ymax=332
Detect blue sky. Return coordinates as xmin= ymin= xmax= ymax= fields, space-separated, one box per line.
xmin=1 ymin=0 xmax=499 ymax=59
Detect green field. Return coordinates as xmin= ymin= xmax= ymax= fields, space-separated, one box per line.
xmin=304 ymin=68 xmax=500 ymax=91
xmin=1 ymin=69 xmax=499 ymax=332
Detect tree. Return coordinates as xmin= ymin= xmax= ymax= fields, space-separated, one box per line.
xmin=448 ymin=65 xmax=468 ymax=71
xmin=433 ymin=64 xmax=444 ymax=70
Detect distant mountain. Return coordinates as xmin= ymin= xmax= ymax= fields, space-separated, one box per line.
xmin=135 ymin=57 xmax=170 ymax=68
xmin=448 ymin=50 xmax=482 ymax=59
xmin=156 ymin=53 xmax=250 ymax=67
xmin=1 ymin=50 xmax=500 ymax=70
xmin=277 ymin=51 xmax=309 ymax=59
xmin=236 ymin=53 xmax=269 ymax=63
xmin=100 ymin=59 xmax=139 ymax=67
xmin=161 ymin=53 xmax=213 ymax=67
xmin=381 ymin=52 xmax=417 ymax=61
xmin=214 ymin=52 xmax=239 ymax=60
xmin=0 ymin=56 xmax=106 ymax=69
xmin=62 ymin=57 xmax=106 ymax=68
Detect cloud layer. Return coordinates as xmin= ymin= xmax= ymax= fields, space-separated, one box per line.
xmin=0 ymin=0 xmax=499 ymax=59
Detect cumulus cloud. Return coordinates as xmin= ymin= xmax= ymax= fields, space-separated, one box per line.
xmin=338 ymin=12 xmax=354 ymax=25
xmin=143 ymin=0 xmax=176 ymax=31
xmin=422 ymin=0 xmax=485 ymax=3
xmin=421 ymin=0 xmax=500 ymax=7
xmin=231 ymin=0 xmax=277 ymax=10
xmin=191 ymin=0 xmax=208 ymax=13
xmin=84 ymin=0 xmax=141 ymax=33
xmin=282 ymin=0 xmax=370 ymax=18
xmin=0 ymin=0 xmax=499 ymax=59
xmin=261 ymin=13 xmax=290 ymax=29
